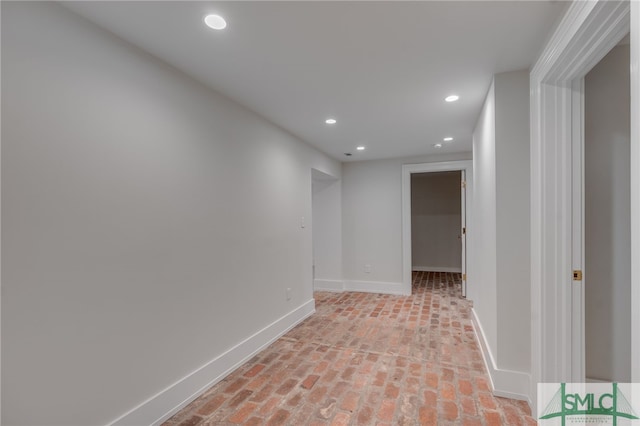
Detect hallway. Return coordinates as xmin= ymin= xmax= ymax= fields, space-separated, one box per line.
xmin=164 ymin=272 xmax=535 ymax=425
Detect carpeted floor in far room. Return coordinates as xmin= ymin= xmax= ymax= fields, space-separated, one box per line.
xmin=163 ymin=271 xmax=536 ymax=425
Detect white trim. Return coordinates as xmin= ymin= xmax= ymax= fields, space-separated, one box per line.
xmin=314 ymin=279 xmax=407 ymax=295
xmin=411 ymin=266 xmax=462 ymax=273
xmin=631 ymin=0 xmax=640 ymax=385
xmin=401 ymin=160 xmax=473 ymax=296
xmin=313 ymin=279 xmax=344 ymax=292
xmin=343 ymin=280 xmax=407 ymax=296
xmin=460 ymin=169 xmax=467 ymax=298
xmin=530 ymin=0 xmax=632 ymax=414
xmin=471 ymin=309 xmax=531 ymax=405
xmin=471 ymin=309 xmax=497 ymax=391
xmin=107 ymin=299 xmax=316 ymax=426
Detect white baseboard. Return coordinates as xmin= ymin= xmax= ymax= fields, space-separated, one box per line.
xmin=471 ymin=308 xmax=531 ymax=406
xmin=586 ymin=377 xmax=609 ymax=383
xmin=314 ymin=279 xmax=408 ymax=296
xmin=108 ymin=299 xmax=316 ymax=426
xmin=412 ymin=266 xmax=462 ymax=273
xmin=343 ymin=280 xmax=409 ymax=296
xmin=313 ymin=279 xmax=344 ymax=292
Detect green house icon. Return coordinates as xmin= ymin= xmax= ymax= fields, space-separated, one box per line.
xmin=540 ymin=383 xmax=639 ymax=425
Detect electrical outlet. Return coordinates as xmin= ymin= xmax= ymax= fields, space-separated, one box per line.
xmin=286 ymin=288 xmax=292 ymax=301
xmin=364 ymin=264 xmax=371 ymax=273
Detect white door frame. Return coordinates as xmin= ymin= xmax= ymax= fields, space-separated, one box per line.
xmin=460 ymin=168 xmax=467 ymax=298
xmin=401 ymin=160 xmax=473 ymax=296
xmin=530 ymin=0 xmax=637 ymax=413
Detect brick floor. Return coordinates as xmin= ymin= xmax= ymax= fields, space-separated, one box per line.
xmin=163 ymin=271 xmax=535 ymax=425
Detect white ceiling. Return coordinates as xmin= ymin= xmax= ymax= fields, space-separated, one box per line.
xmin=63 ymin=1 xmax=566 ymax=162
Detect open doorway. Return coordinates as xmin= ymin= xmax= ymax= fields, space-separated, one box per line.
xmin=401 ymin=160 xmax=472 ymax=297
xmin=311 ymin=169 xmax=342 ymax=293
xmin=583 ymin=36 xmax=631 ymax=383
xmin=529 ymin=0 xmax=637 ymax=406
xmin=410 ymin=171 xmax=464 ymax=297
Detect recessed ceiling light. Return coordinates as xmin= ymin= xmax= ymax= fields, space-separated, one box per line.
xmin=433 ymin=143 xmax=443 ymax=148
xmin=444 ymin=137 xmax=453 ymax=142
xmin=325 ymin=118 xmax=337 ymax=125
xmin=356 ymin=146 xmax=365 ymax=151
xmin=445 ymin=95 xmax=459 ymax=102
xmin=204 ymin=14 xmax=227 ymax=30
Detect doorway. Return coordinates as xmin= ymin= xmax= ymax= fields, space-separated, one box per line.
xmin=583 ymin=37 xmax=631 ymax=383
xmin=311 ymin=169 xmax=342 ymax=292
xmin=410 ymin=171 xmax=464 ymax=296
xmin=529 ymin=0 xmax=638 ymax=408
xmin=401 ymin=160 xmax=472 ymax=297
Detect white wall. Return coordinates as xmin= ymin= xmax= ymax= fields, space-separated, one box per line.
xmin=470 ymin=80 xmax=498 ymax=357
xmin=342 ymin=152 xmax=471 ymax=293
xmin=410 ymin=172 xmax=461 ymax=271
xmin=495 ymin=70 xmax=531 ymax=373
xmin=471 ymin=70 xmax=531 ymax=398
xmin=584 ymin=44 xmax=631 ymax=382
xmin=631 ymin=0 xmax=640 ymax=385
xmin=312 ymin=170 xmax=343 ymax=291
xmin=0 ymin=2 xmax=3 ymax=420
xmin=1 ymin=3 xmax=340 ymax=425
